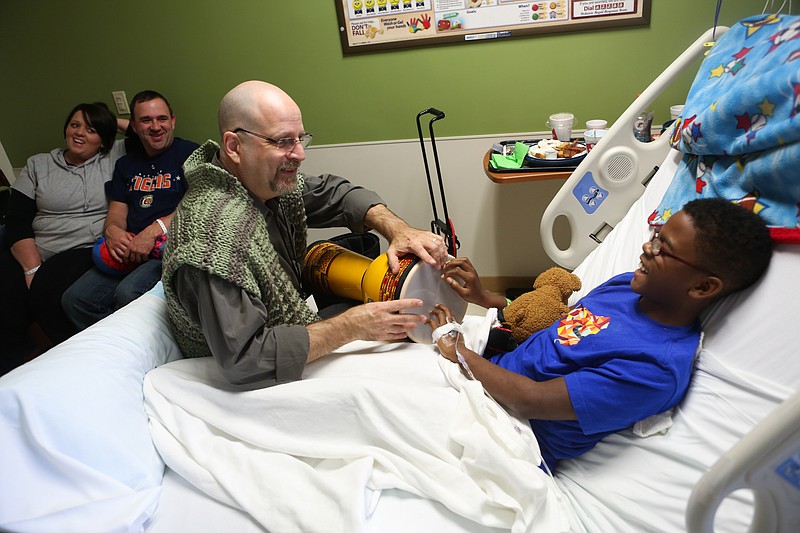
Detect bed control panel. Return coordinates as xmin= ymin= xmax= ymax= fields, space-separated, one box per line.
xmin=571 ymin=171 xmax=609 ymax=214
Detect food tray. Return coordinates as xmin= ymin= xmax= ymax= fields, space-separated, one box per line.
xmin=489 ymin=139 xmax=586 ymax=173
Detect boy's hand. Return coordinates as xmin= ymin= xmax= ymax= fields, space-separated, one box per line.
xmin=427 ymin=304 xmax=459 ymax=362
xmin=441 ymin=257 xmax=506 ymax=309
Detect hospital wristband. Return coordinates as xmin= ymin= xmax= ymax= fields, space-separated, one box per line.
xmin=24 ymin=264 xmax=41 ymax=276
xmin=155 ymin=218 xmax=168 ymax=236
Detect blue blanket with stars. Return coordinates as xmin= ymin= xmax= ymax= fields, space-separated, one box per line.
xmin=652 ymin=13 xmax=800 ymax=243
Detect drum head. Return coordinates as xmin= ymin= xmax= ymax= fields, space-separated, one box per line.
xmin=399 ymin=260 xmax=468 ymax=344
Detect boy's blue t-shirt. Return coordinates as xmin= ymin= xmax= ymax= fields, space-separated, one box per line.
xmin=491 ymin=272 xmax=700 ymax=469
xmin=109 ymin=138 xmax=199 ymax=234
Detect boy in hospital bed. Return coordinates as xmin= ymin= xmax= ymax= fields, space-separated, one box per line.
xmin=428 ymin=198 xmax=772 ymax=471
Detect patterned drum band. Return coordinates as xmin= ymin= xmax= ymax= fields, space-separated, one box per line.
xmin=376 ymin=256 xmax=418 ymax=302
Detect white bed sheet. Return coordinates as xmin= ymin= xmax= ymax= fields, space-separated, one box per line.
xmin=150 ymin=468 xmax=510 ymax=533
xmin=0 ymin=292 xmax=181 ymax=533
xmin=143 ymin=339 xmax=574 ymax=533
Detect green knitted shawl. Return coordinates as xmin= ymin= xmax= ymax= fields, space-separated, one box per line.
xmin=162 ymin=140 xmax=318 ymax=358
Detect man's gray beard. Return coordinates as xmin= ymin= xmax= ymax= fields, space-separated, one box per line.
xmin=271 ymin=170 xmax=299 ymax=195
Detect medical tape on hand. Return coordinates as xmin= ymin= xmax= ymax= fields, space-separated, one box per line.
xmin=431 ymin=321 xmax=463 ymax=344
xmin=432 ymin=322 xmax=475 ymax=380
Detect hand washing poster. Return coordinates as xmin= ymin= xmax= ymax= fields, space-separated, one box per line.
xmin=336 ymin=0 xmax=650 ymax=53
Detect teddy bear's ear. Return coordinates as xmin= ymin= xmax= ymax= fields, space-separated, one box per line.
xmin=568 ymin=273 xmax=582 ymax=291
xmin=534 ymin=267 xmax=578 ymax=291
xmin=533 ymin=267 xmax=561 ymax=289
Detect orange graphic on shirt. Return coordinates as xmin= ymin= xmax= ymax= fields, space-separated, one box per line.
xmin=131 ymin=173 xmax=172 ymax=192
xmin=556 ymin=306 xmax=610 ymax=346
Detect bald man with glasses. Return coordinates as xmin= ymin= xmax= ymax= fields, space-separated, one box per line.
xmin=162 ymin=80 xmax=448 ymax=389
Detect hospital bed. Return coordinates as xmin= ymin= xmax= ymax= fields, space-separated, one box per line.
xmin=2 ymin=15 xmax=799 ymax=533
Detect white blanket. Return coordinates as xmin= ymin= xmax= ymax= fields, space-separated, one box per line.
xmin=144 ymin=332 xmax=575 ymax=533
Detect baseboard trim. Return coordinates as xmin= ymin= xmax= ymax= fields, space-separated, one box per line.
xmin=480 ymin=276 xmax=535 ymax=296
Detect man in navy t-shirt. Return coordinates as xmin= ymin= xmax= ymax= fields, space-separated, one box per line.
xmin=63 ymin=90 xmax=199 ymax=330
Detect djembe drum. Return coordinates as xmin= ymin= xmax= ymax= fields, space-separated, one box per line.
xmin=302 ymin=241 xmax=467 ymax=344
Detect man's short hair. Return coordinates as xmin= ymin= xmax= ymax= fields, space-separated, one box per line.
xmin=129 ymin=90 xmax=173 ymax=120
xmin=683 ymin=198 xmax=772 ymax=294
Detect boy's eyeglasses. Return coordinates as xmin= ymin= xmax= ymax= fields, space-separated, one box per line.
xmin=649 ymin=234 xmax=718 ymax=277
xmin=232 ymin=128 xmax=313 ymax=151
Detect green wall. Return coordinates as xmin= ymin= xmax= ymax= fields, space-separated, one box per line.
xmin=0 ymin=1 xmax=766 ymax=166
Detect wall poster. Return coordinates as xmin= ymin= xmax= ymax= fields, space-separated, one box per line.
xmin=336 ymin=0 xmax=651 ymax=54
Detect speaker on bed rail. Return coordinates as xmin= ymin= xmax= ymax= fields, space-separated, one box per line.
xmin=603 ymin=152 xmax=636 ymax=183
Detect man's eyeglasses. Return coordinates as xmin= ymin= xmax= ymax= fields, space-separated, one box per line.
xmin=232 ymin=128 xmax=313 ymax=151
xmin=649 ymin=234 xmax=718 ymax=277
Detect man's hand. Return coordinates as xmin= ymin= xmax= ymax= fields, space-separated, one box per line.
xmin=341 ymin=299 xmax=427 ymax=341
xmin=104 ymin=226 xmax=134 ymax=263
xmin=306 ymin=299 xmax=426 ymax=361
xmin=104 ymin=201 xmax=133 ymax=263
xmin=385 ymin=227 xmax=448 ymax=274
xmin=127 ymin=227 xmax=160 ymax=263
xmin=363 ymin=204 xmax=448 ymax=273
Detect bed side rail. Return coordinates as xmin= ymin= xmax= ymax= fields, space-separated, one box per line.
xmin=686 ymin=389 xmax=800 ymax=533
xmin=540 ymin=26 xmax=728 ymax=270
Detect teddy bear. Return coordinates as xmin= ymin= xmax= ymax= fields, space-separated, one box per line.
xmin=500 ymin=267 xmax=582 ymax=344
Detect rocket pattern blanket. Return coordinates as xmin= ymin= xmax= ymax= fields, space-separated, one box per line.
xmin=651 ymin=13 xmax=800 ymax=243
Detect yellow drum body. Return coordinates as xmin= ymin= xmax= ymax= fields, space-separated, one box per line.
xmin=361 ymin=253 xmax=416 ymax=303
xmin=302 ymin=242 xmax=372 ymax=302
xmin=303 ymin=243 xmax=468 ymax=344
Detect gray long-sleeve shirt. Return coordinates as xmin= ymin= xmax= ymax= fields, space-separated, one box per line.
xmin=10 ymin=140 xmax=126 ymax=260
xmin=171 ymin=165 xmax=383 ymax=389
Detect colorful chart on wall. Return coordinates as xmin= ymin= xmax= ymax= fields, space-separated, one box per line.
xmin=336 ymin=0 xmax=651 ymax=54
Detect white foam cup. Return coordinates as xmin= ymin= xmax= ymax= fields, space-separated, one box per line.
xmin=547 ymin=113 xmax=575 ymax=141
xmin=670 ymin=105 xmax=685 ymax=120
xmin=586 ymin=119 xmax=608 ymax=130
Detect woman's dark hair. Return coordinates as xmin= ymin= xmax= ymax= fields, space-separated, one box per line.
xmin=683 ymin=198 xmax=773 ymax=294
xmin=62 ymin=102 xmax=117 ymax=154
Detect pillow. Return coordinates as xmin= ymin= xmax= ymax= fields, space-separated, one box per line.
xmin=0 ymin=283 xmax=182 ymax=532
